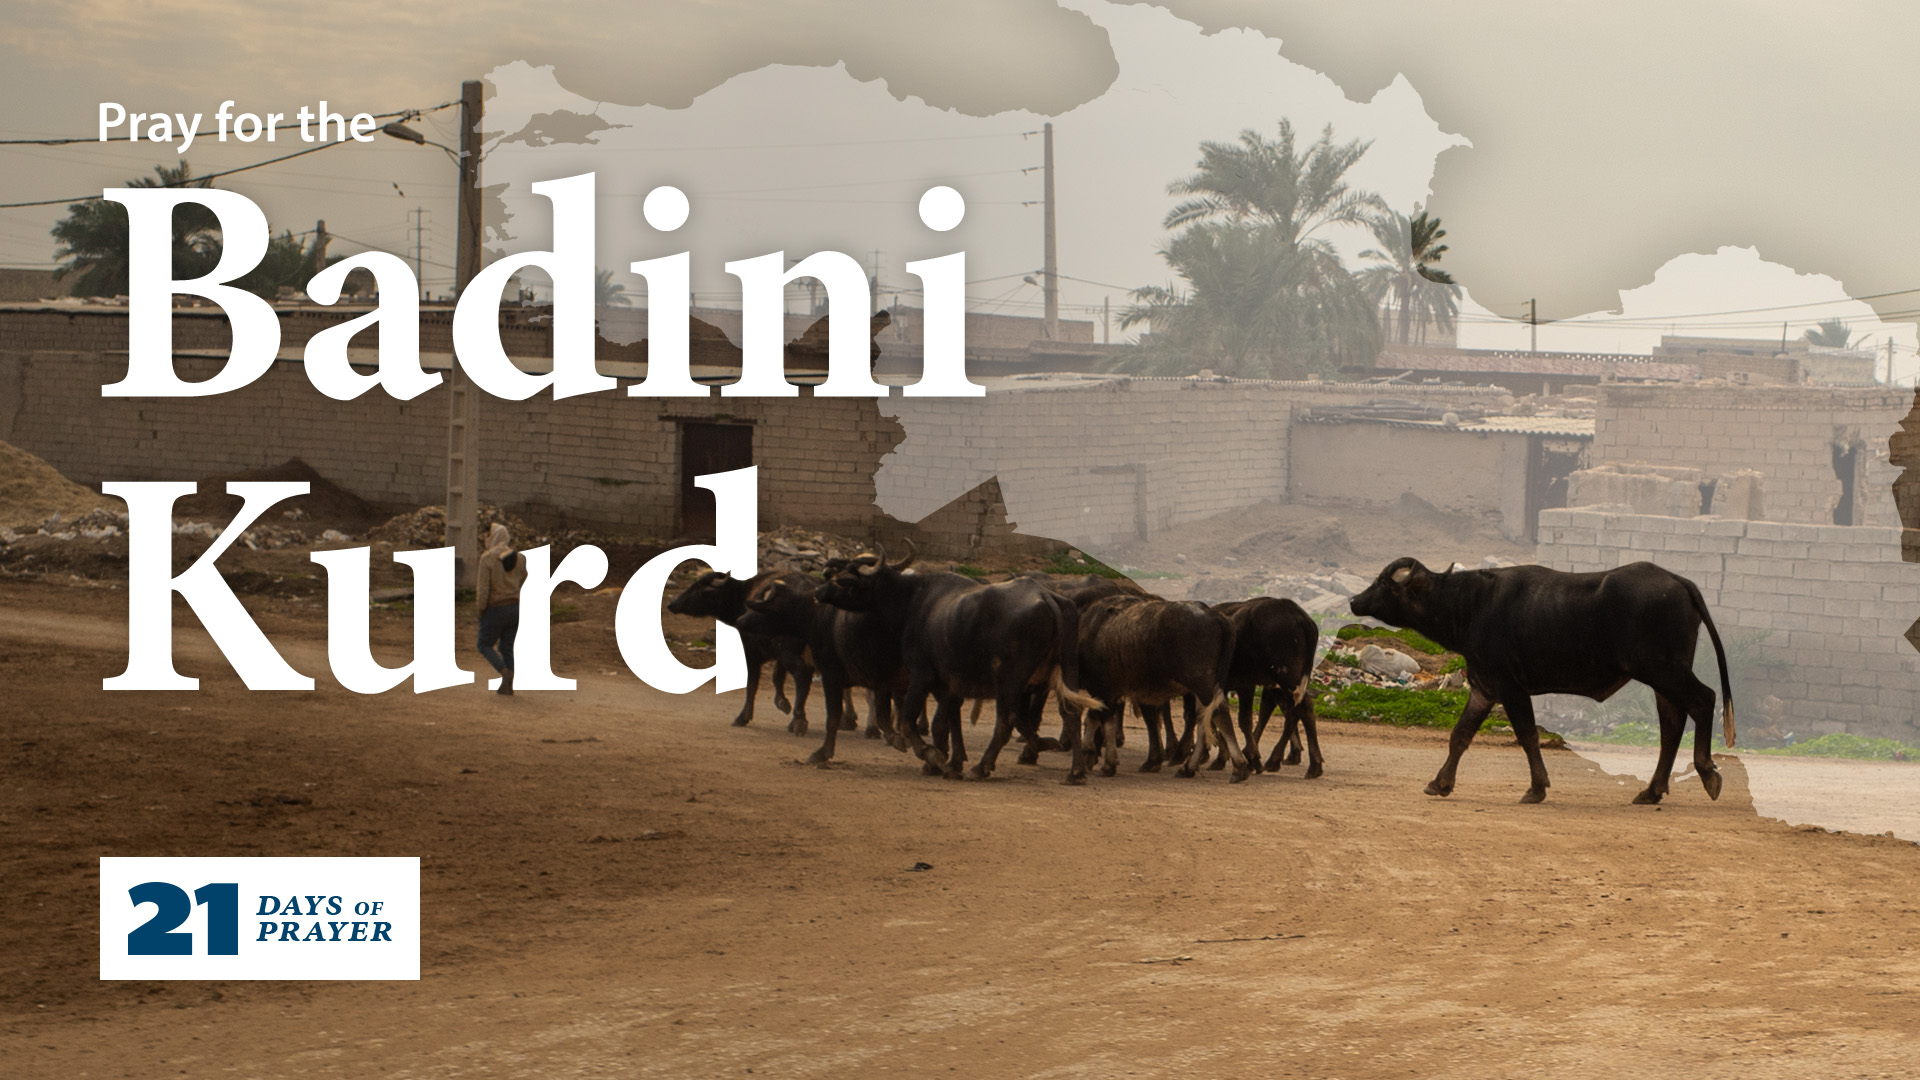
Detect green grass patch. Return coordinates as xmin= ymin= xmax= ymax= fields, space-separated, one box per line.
xmin=1441 ymin=655 xmax=1466 ymax=673
xmin=1335 ymin=624 xmax=1448 ymax=655
xmin=1574 ymin=726 xmax=1920 ymax=761
xmin=1041 ymin=550 xmax=1128 ymax=579
xmin=953 ymin=563 xmax=988 ymax=579
xmin=1753 ymin=733 xmax=1919 ymax=761
xmin=551 ymin=601 xmax=581 ymax=623
xmin=1316 ymin=686 xmax=1497 ymax=730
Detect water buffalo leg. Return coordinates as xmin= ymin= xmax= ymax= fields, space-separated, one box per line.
xmin=836 ymin=686 xmax=858 ymax=731
xmin=1099 ymin=707 xmax=1122 ymax=777
xmin=862 ymin=688 xmax=885 ymax=740
xmin=970 ymin=683 xmax=1029 ymax=780
xmin=732 ymin=658 xmax=764 ymax=727
xmin=772 ymin=661 xmax=792 ymax=715
xmin=1293 ymin=694 xmax=1324 ymax=780
xmin=1686 ymin=675 xmax=1724 ymax=801
xmin=1426 ymin=684 xmax=1497 ymax=796
xmin=1209 ymin=696 xmax=1253 ymax=782
xmin=1177 ymin=699 xmax=1211 ymax=778
xmin=934 ymin=693 xmax=967 ymax=779
xmin=807 ymin=672 xmax=848 ymax=766
xmin=780 ymin=646 xmax=813 ymax=736
xmin=1635 ymin=692 xmax=1689 ymax=805
xmin=1067 ymin=699 xmax=1098 ymax=780
xmin=1503 ymin=695 xmax=1553 ymax=804
xmin=1237 ymin=690 xmax=1266 ymax=774
xmin=1261 ymin=692 xmax=1291 ymax=772
xmin=1139 ymin=700 xmax=1165 ymax=772
xmin=894 ymin=677 xmax=945 ymax=770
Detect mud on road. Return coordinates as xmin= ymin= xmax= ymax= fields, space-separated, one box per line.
xmin=4 ymin=578 xmax=1920 ymax=1079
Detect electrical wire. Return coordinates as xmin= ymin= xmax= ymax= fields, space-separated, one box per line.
xmin=0 ymin=101 xmax=457 ymax=146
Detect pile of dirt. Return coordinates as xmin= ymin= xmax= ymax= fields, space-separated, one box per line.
xmin=0 ymin=441 xmax=111 ymax=531
xmin=172 ymin=459 xmax=382 ymax=534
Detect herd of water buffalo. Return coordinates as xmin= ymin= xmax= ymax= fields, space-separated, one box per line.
xmin=668 ymin=546 xmax=1739 ymax=805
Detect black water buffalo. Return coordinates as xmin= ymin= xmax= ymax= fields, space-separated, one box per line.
xmin=1212 ymin=597 xmax=1324 ymax=779
xmin=668 ymin=570 xmax=836 ymax=733
xmin=734 ymin=572 xmax=900 ymax=765
xmin=816 ymin=548 xmax=1101 ymax=781
xmin=1349 ymin=558 xmax=1735 ymax=805
xmin=1071 ymin=595 xmax=1247 ymax=782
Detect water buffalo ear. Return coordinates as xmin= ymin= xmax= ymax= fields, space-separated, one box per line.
xmin=1392 ymin=566 xmax=1414 ymax=584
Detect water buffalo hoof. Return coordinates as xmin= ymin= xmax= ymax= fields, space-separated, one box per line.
xmin=921 ymin=759 xmax=943 ymax=776
xmin=1099 ymin=761 xmax=1118 ymax=778
xmin=774 ymin=696 xmax=792 ymax=715
xmin=838 ymin=716 xmax=858 ymax=731
xmin=1016 ymin=747 xmax=1041 ymax=766
xmin=1263 ymin=754 xmax=1287 ymax=773
xmin=966 ymin=765 xmax=993 ymax=781
xmin=1138 ymin=759 xmax=1162 ymax=773
xmin=1175 ymin=765 xmax=1198 ymax=779
xmin=788 ymin=719 xmax=809 ymax=737
xmin=864 ymin=726 xmax=883 ymax=740
xmin=1423 ymin=781 xmax=1453 ymax=797
xmin=1230 ymin=767 xmax=1251 ymax=784
xmin=1034 ymin=737 xmax=1064 ymax=753
xmin=1519 ymin=788 xmax=1547 ymax=804
xmin=1631 ymin=788 xmax=1664 ymax=805
xmin=1207 ymin=755 xmax=1228 ymax=771
xmin=731 ymin=715 xmax=752 ymax=728
xmin=1064 ymin=772 xmax=1089 ymax=786
xmin=1700 ymin=767 xmax=1724 ymax=801
xmin=1284 ymin=749 xmax=1303 ymax=766
xmin=943 ymin=764 xmax=966 ymax=781
xmin=1304 ymin=763 xmax=1325 ymax=780
xmin=806 ymin=749 xmax=832 ymax=767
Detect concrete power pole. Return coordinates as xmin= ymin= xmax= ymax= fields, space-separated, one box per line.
xmin=1042 ymin=121 xmax=1058 ymax=340
xmin=445 ymin=79 xmax=484 ymax=586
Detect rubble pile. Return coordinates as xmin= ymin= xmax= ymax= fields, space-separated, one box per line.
xmin=758 ymin=526 xmax=868 ymax=575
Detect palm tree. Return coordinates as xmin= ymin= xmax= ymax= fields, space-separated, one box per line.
xmin=1359 ymin=208 xmax=1462 ymax=345
xmin=1117 ymin=120 xmax=1384 ymax=378
xmin=51 ymin=163 xmax=220 ymax=296
xmin=1803 ymin=318 xmax=1856 ymax=349
xmin=595 ymin=268 xmax=632 ymax=308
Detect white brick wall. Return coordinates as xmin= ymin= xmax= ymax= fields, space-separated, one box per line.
xmin=1537 ymin=508 xmax=1920 ymax=740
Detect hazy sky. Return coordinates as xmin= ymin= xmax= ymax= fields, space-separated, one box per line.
xmin=4 ymin=0 xmax=1915 ymax=377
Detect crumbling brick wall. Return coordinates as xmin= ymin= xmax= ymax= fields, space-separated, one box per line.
xmin=1595 ymin=383 xmax=1908 ymax=528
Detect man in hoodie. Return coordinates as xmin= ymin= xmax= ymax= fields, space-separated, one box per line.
xmin=475 ymin=522 xmax=527 ymax=695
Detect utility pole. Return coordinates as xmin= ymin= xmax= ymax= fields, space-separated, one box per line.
xmin=310 ymin=219 xmax=329 ymax=279
xmin=1042 ymin=121 xmax=1058 ymax=340
xmin=1886 ymin=338 xmax=1895 ymax=385
xmin=445 ymin=79 xmax=484 ymax=587
xmin=1528 ymin=297 xmax=1537 ymax=355
xmin=408 ymin=207 xmax=429 ymax=300
xmin=1103 ymin=295 xmax=1110 ymax=345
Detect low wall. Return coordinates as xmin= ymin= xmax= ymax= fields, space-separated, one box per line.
xmin=1536 ymin=508 xmax=1920 ymax=742
xmin=1288 ymin=421 xmax=1532 ymax=540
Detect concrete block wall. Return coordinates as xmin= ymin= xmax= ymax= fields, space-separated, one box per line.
xmin=1595 ymin=383 xmax=1910 ymax=528
xmin=1537 ymin=508 xmax=1920 ymax=742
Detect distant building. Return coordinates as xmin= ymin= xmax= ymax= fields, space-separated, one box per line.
xmin=1651 ymin=335 xmax=1878 ymax=386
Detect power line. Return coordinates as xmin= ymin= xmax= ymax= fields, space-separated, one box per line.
xmin=0 ymin=140 xmax=365 ymax=210
xmin=0 ymin=101 xmax=457 ymax=146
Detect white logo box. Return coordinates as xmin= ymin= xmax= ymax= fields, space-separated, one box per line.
xmin=100 ymin=856 xmax=420 ymax=980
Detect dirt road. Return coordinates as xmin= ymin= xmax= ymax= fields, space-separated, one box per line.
xmin=5 ymin=579 xmax=1920 ymax=1079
